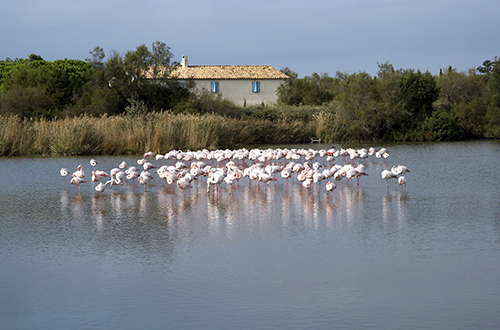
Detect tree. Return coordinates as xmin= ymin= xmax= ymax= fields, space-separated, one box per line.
xmin=276 ymin=68 xmax=302 ymax=105
xmin=397 ymin=69 xmax=439 ymax=120
xmin=85 ymin=46 xmax=105 ymax=70
xmin=276 ymin=69 xmax=336 ymax=106
xmin=435 ymin=67 xmax=484 ymax=110
xmin=101 ymin=41 xmax=187 ymax=114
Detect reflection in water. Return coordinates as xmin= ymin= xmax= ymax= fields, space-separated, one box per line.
xmin=70 ymin=194 xmax=86 ymax=221
xmin=381 ymin=191 xmax=407 ymax=237
xmin=91 ymin=195 xmax=105 ymax=231
xmin=56 ymin=167 xmax=419 ymax=246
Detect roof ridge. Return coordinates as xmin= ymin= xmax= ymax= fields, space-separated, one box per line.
xmin=168 ymin=64 xmax=289 ymax=80
xmin=186 ymin=64 xmax=273 ymax=67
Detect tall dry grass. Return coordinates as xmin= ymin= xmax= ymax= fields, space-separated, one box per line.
xmin=0 ymin=112 xmax=316 ymax=156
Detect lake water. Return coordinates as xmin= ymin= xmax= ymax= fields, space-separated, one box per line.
xmin=1 ymin=141 xmax=500 ymax=329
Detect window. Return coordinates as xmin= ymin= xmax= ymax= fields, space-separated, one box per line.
xmin=179 ymin=81 xmax=185 ymax=88
xmin=211 ymin=81 xmax=219 ymax=93
xmin=252 ymin=81 xmax=260 ymax=93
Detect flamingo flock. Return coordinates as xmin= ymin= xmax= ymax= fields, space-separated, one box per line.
xmin=60 ymin=146 xmax=410 ymax=196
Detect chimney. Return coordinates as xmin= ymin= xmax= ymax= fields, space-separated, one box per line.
xmin=181 ymin=55 xmax=188 ymax=68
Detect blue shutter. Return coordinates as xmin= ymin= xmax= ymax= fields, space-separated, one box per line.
xmin=252 ymin=81 xmax=260 ymax=93
xmin=211 ymin=81 xmax=219 ymax=93
xmin=180 ymin=81 xmax=185 ymax=88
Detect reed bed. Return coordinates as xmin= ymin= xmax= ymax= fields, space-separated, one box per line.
xmin=0 ymin=112 xmax=316 ymax=156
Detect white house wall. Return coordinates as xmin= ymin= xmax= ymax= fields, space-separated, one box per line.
xmin=190 ymin=79 xmax=283 ymax=106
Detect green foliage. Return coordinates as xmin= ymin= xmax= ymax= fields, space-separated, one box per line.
xmin=125 ymin=93 xmax=149 ymax=117
xmin=0 ymin=41 xmax=190 ymax=119
xmin=277 ymin=69 xmax=337 ymax=106
xmin=2 ymin=48 xmax=500 ymax=147
xmin=0 ymin=57 xmax=92 ymax=118
xmin=484 ymin=105 xmax=500 ymax=138
xmin=419 ymin=108 xmax=465 ymax=141
xmin=435 ymin=67 xmax=484 ymax=110
xmin=453 ymin=97 xmax=488 ymax=138
xmin=397 ymin=69 xmax=440 ymax=120
xmin=173 ymin=91 xmax=241 ymax=117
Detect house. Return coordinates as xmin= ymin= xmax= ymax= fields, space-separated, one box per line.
xmin=172 ymin=56 xmax=288 ymax=106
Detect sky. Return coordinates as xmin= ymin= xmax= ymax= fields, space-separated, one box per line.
xmin=1 ymin=0 xmax=499 ymax=78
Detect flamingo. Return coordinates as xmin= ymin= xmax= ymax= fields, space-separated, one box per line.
xmin=322 ymin=168 xmax=334 ymax=179
xmin=109 ymin=167 xmax=122 ymax=179
xmin=281 ymin=167 xmax=292 ymax=186
xmin=229 ymin=167 xmax=243 ymax=189
xmin=333 ymin=168 xmax=346 ymax=187
xmin=165 ymin=172 xmax=178 ymax=193
xmin=177 ymin=174 xmax=193 ymax=197
xmin=352 ymin=164 xmax=369 ymax=187
xmin=138 ymin=171 xmax=153 ymax=192
xmin=95 ymin=181 xmax=106 ymax=196
xmin=391 ymin=165 xmax=410 ymax=176
xmin=126 ymin=169 xmax=140 ymax=188
xmin=112 ymin=171 xmax=127 ymax=191
xmin=70 ymin=176 xmax=86 ymax=193
xmin=71 ymin=165 xmax=85 ymax=179
xmin=326 ymin=180 xmax=337 ymax=192
xmin=92 ymin=170 xmax=109 ymax=182
xmin=381 ymin=169 xmax=398 ymax=192
xmin=207 ymin=170 xmax=225 ymax=193
xmin=156 ymin=154 xmax=165 ymax=163
xmin=398 ymin=176 xmax=406 ymax=192
xmin=224 ymin=172 xmax=237 ymax=192
xmin=143 ymin=161 xmax=156 ymax=171
xmin=60 ymin=167 xmax=69 ymax=184
xmin=90 ymin=159 xmax=97 ymax=167
xmin=302 ymin=177 xmax=313 ymax=189
xmin=258 ymin=172 xmax=277 ymax=191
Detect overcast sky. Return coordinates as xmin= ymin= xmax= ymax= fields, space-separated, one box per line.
xmin=1 ymin=0 xmax=498 ymax=77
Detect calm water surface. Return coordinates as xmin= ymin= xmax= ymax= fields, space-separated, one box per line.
xmin=1 ymin=141 xmax=500 ymax=329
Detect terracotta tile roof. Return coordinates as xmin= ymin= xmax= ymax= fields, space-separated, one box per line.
xmin=170 ymin=65 xmax=289 ymax=80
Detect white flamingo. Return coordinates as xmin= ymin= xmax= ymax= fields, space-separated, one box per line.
xmin=60 ymin=167 xmax=69 ymax=184
xmin=398 ymin=176 xmax=406 ymax=192
xmin=381 ymin=169 xmax=398 ymax=192
xmin=391 ymin=165 xmax=410 ymax=176
xmin=207 ymin=170 xmax=225 ymax=193
xmin=177 ymin=174 xmax=193 ymax=197
xmin=258 ymin=172 xmax=277 ymax=190
xmin=95 ymin=181 xmax=106 ymax=196
xmin=138 ymin=171 xmax=153 ymax=192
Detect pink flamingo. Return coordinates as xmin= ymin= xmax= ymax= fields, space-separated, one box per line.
xmin=92 ymin=170 xmax=109 ymax=182
xmin=70 ymin=176 xmax=86 ymax=193
xmin=326 ymin=180 xmax=337 ymax=193
xmin=71 ymin=165 xmax=85 ymax=180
